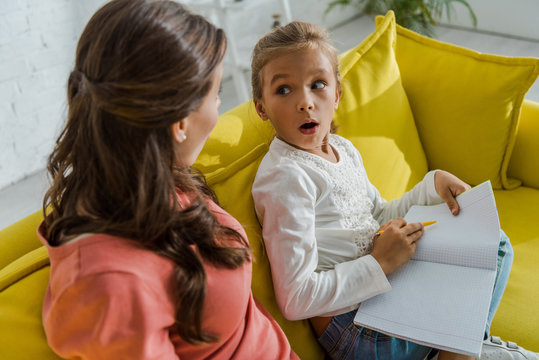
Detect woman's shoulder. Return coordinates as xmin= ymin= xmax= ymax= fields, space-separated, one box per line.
xmin=42 ymin=229 xmax=175 ymax=291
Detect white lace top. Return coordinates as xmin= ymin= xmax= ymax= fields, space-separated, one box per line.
xmin=252 ymin=135 xmax=442 ymax=319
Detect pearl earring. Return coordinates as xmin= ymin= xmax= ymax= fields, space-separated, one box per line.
xmin=181 ymin=134 xmax=187 ymax=141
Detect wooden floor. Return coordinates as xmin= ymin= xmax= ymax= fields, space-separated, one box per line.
xmin=1 ymin=15 xmax=539 ymax=230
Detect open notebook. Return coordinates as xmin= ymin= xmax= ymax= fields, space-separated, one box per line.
xmin=354 ymin=181 xmax=500 ymax=357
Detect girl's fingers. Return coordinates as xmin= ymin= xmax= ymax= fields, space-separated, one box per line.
xmin=392 ymin=217 xmax=407 ymax=228
xmin=407 ymin=222 xmax=424 ymax=234
xmin=406 ymin=222 xmax=424 ymax=241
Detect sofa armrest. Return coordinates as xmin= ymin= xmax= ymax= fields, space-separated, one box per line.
xmin=507 ymin=99 xmax=539 ymax=190
xmin=0 ymin=246 xmax=49 ymax=292
xmin=0 ymin=210 xmax=43 ymax=270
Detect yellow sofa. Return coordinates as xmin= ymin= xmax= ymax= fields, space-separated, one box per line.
xmin=1 ymin=12 xmax=538 ymax=359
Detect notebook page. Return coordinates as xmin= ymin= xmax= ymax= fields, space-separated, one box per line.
xmin=405 ymin=181 xmax=500 ymax=270
xmin=354 ymin=260 xmax=497 ymax=357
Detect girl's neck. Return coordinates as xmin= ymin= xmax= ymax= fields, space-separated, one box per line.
xmin=277 ymin=135 xmax=340 ymax=164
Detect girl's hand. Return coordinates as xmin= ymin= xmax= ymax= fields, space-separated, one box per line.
xmin=434 ymin=170 xmax=471 ymax=216
xmin=371 ymin=218 xmax=424 ymax=275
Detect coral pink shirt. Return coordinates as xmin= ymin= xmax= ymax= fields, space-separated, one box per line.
xmin=39 ymin=199 xmax=297 ymax=360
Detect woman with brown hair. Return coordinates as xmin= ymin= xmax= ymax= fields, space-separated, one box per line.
xmin=39 ymin=1 xmax=297 ymax=359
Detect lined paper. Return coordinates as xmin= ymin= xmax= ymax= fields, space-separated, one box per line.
xmin=354 ymin=181 xmax=500 ymax=357
xmin=406 ymin=181 xmax=500 ymax=270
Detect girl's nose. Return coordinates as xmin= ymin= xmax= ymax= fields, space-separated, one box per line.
xmin=297 ymin=95 xmax=314 ymax=112
xmin=297 ymin=104 xmax=313 ymax=112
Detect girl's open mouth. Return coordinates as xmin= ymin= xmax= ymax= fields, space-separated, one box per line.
xmin=299 ymin=121 xmax=319 ymax=134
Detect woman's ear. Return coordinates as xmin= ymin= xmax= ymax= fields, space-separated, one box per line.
xmin=254 ymin=100 xmax=269 ymax=121
xmin=171 ymin=119 xmax=188 ymax=144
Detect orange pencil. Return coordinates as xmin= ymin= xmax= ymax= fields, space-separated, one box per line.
xmin=377 ymin=220 xmax=437 ymax=235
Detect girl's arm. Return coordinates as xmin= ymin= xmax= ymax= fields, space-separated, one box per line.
xmin=347 ymin=141 xmax=470 ymax=222
xmin=366 ymin=168 xmax=470 ymax=224
xmin=252 ymin=162 xmax=391 ymax=320
xmin=338 ymin=138 xmax=442 ymax=224
xmin=368 ymin=169 xmax=442 ymax=225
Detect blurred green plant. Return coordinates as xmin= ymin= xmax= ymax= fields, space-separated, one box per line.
xmin=326 ymin=0 xmax=477 ymax=37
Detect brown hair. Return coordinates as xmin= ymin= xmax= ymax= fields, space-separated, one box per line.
xmin=44 ymin=0 xmax=249 ymax=344
xmin=251 ymin=21 xmax=341 ymax=102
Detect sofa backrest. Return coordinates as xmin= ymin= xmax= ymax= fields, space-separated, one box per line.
xmin=508 ymin=99 xmax=539 ymax=189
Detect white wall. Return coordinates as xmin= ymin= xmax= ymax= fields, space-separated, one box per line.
xmin=0 ymin=0 xmax=107 ymax=190
xmin=443 ymin=0 xmax=539 ymax=41
xmin=0 ymin=0 xmax=358 ymax=190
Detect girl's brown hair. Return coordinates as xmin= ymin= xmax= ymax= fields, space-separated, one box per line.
xmin=44 ymin=0 xmax=249 ymax=344
xmin=251 ymin=21 xmax=341 ymax=101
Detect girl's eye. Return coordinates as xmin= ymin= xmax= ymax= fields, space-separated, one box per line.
xmin=312 ymin=80 xmax=326 ymax=90
xmin=277 ymin=86 xmax=291 ymax=95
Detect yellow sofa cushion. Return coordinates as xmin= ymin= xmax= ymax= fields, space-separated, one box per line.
xmin=492 ymin=187 xmax=539 ymax=351
xmin=335 ymin=11 xmax=428 ymax=200
xmin=507 ymin=100 xmax=539 ymax=189
xmin=194 ymin=101 xmax=274 ymax=180
xmin=390 ymin=19 xmax=539 ymax=190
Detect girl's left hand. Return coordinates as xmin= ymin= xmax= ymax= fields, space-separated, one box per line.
xmin=434 ymin=170 xmax=471 ymax=216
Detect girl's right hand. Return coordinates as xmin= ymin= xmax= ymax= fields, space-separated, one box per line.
xmin=370 ymin=218 xmax=424 ymax=275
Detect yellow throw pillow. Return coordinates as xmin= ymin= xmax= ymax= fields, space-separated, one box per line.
xmin=334 ymin=11 xmax=428 ymax=200
xmin=389 ymin=20 xmax=539 ymax=189
xmin=194 ymin=101 xmax=274 ymax=182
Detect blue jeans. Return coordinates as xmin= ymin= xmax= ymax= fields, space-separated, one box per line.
xmin=318 ymin=231 xmax=513 ymax=360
